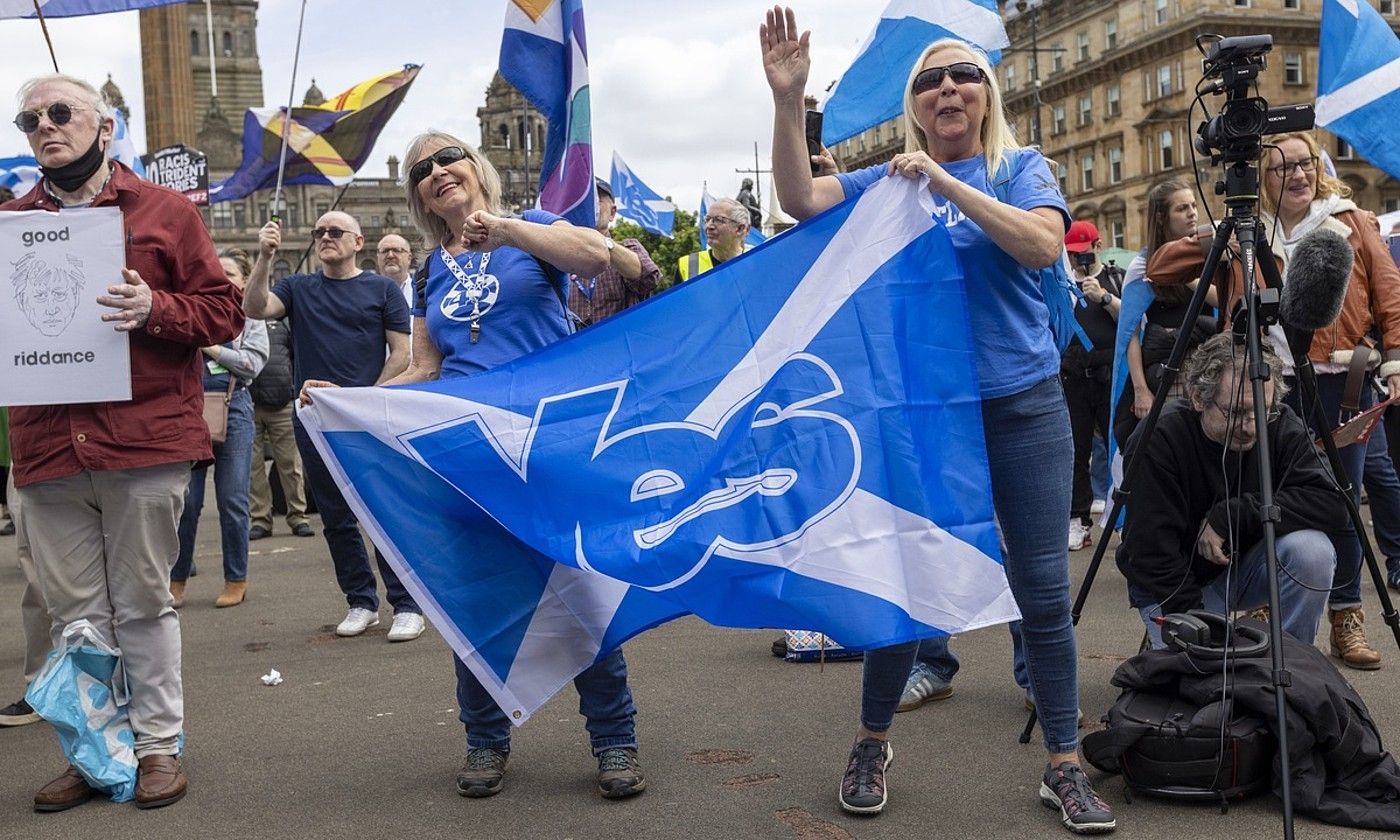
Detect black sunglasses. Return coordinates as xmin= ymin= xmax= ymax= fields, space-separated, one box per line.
xmin=911 ymin=63 xmax=986 ymax=95
xmin=311 ymin=227 xmax=350 ymax=241
xmin=409 ymin=146 xmax=468 ymax=186
xmin=13 ymin=102 xmax=84 ymax=134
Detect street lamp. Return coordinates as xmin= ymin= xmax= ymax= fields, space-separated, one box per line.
xmin=1014 ymin=0 xmax=1044 ymax=148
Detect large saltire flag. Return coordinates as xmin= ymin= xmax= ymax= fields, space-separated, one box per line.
xmin=699 ymin=188 xmax=766 ymax=250
xmin=1317 ymin=0 xmax=1400 ymax=180
xmin=821 ymin=0 xmax=1009 ymax=147
xmin=500 ymin=0 xmax=594 ymax=227
xmin=0 ymin=155 xmax=41 ymax=196
xmin=609 ymin=152 xmax=674 ymax=237
xmin=0 ymin=0 xmax=181 ymax=17
xmin=299 ymin=175 xmax=1019 ymax=721
xmin=209 ymin=65 xmax=420 ymax=204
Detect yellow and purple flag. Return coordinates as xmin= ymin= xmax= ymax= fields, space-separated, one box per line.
xmin=500 ymin=0 xmax=594 ymax=227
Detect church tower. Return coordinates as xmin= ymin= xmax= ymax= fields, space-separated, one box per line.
xmin=188 ymin=0 xmax=264 ymax=121
xmin=476 ymin=73 xmax=547 ymax=213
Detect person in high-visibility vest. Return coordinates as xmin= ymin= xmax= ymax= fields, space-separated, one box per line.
xmin=677 ymin=197 xmax=751 ymax=281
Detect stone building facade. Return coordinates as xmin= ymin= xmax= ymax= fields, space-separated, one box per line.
xmin=477 ymin=72 xmax=549 ymax=214
xmin=834 ymin=0 xmax=1400 ymax=251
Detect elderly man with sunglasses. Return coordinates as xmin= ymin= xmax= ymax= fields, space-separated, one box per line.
xmin=243 ymin=211 xmax=425 ymax=642
xmin=676 ymin=197 xmax=752 ymax=282
xmin=3 ymin=74 xmax=244 ymax=811
xmin=1117 ymin=334 xmax=1343 ymax=649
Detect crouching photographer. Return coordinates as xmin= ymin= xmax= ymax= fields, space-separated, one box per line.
xmin=1117 ymin=334 xmax=1344 ymax=647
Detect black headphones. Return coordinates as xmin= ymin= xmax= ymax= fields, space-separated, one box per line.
xmin=1160 ymin=610 xmax=1270 ymax=659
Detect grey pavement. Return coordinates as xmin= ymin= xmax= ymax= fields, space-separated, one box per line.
xmin=1 ymin=499 xmax=1398 ymax=840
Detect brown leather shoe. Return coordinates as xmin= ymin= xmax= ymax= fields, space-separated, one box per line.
xmin=1330 ymin=607 xmax=1382 ymax=670
xmin=169 ymin=580 xmax=185 ymax=610
xmin=215 ymin=580 xmax=247 ymax=608
xmin=33 ymin=766 xmax=94 ymax=812
xmin=134 ymin=754 xmax=187 ymax=809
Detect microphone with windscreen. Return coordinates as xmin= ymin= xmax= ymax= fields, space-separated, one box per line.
xmin=1279 ymin=227 xmax=1354 ymax=363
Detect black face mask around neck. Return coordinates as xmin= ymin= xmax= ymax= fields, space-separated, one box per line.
xmin=41 ymin=132 xmax=106 ymax=194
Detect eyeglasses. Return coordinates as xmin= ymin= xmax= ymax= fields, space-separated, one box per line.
xmin=409 ymin=146 xmax=468 ymax=186
xmin=1209 ymin=400 xmax=1282 ymax=424
xmin=13 ymin=102 xmax=85 ymax=134
xmin=911 ymin=62 xmax=986 ymax=95
xmin=377 ymin=246 xmax=409 ymax=255
xmin=1265 ymin=156 xmax=1318 ymax=179
xmin=311 ymin=227 xmax=350 ymax=241
xmin=704 ymin=215 xmax=746 ymax=227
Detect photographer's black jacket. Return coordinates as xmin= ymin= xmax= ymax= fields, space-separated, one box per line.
xmin=1116 ymin=400 xmax=1346 ymax=614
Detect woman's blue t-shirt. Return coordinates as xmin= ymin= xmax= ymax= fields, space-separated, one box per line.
xmin=834 ymin=152 xmax=1070 ymax=399
xmin=413 ymin=209 xmax=572 ymax=378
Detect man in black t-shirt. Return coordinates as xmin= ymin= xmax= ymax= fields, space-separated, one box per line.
xmin=1062 ymin=221 xmax=1123 ymax=550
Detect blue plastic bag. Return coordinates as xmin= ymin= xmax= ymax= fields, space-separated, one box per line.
xmin=25 ymin=620 xmax=138 ymax=802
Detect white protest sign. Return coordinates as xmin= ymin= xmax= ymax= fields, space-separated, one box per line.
xmin=0 ymin=207 xmax=131 ymax=406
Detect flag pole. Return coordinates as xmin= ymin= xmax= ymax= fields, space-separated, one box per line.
xmin=270 ymin=0 xmax=309 ymax=223
xmin=204 ymin=0 xmax=218 ymax=100
xmin=32 ymin=0 xmax=58 ymax=73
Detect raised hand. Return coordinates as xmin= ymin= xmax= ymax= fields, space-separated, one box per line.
xmin=760 ymin=5 xmax=811 ymax=100
xmin=258 ymin=220 xmax=281 ymax=256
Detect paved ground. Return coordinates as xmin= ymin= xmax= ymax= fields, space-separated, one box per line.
xmin=1 ymin=497 xmax=1398 ymax=840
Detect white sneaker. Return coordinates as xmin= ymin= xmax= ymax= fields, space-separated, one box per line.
xmin=1090 ymin=498 xmax=1106 ymax=516
xmin=336 ymin=607 xmax=380 ymax=637
xmin=386 ymin=612 xmax=426 ymax=642
xmin=1068 ymin=520 xmax=1092 ymax=551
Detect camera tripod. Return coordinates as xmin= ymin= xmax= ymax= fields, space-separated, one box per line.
xmin=1019 ymin=156 xmax=1400 ymax=840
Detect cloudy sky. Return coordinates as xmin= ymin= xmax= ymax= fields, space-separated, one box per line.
xmin=0 ymin=1 xmax=907 ymax=212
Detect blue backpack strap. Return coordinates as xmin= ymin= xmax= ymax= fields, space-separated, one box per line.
xmin=988 ymin=149 xmax=1090 ymax=353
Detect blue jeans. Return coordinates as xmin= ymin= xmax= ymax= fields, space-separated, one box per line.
xmin=173 ymin=388 xmax=254 ymax=582
xmin=1284 ymin=372 xmax=1367 ymax=608
xmin=1137 ymin=529 xmax=1335 ymax=648
xmin=863 ymin=376 xmax=1080 ymax=753
xmin=455 ymin=650 xmax=637 ymax=755
xmin=293 ymin=415 xmax=420 ymax=614
xmin=1363 ymin=423 xmax=1400 ymax=576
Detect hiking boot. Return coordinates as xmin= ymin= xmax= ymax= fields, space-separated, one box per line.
xmin=839 ymin=737 xmax=892 ymax=815
xmin=1040 ymin=761 xmax=1116 ymax=834
xmin=1068 ymin=520 xmax=1092 ymax=551
xmin=1330 ymin=607 xmax=1381 ymax=670
xmin=896 ymin=662 xmax=952 ymax=712
xmin=596 ymin=747 xmax=646 ymax=799
xmin=456 ymin=747 xmax=509 ymax=798
xmin=0 ymin=698 xmax=42 ymax=727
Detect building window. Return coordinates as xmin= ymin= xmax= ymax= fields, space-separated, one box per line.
xmin=1160 ymin=129 xmax=1175 ymax=169
xmin=1078 ymin=95 xmax=1093 ymax=127
xmin=1157 ymin=65 xmax=1172 ymax=98
xmin=874 ymin=123 xmax=883 ymax=145
xmin=1386 ymin=198 xmax=1400 ymax=214
xmin=1284 ymin=52 xmax=1304 ymax=84
xmin=1383 ymin=0 xmax=1395 ymax=12
xmin=1233 ymin=0 xmax=1250 ymax=7
xmin=1005 ymin=61 xmax=1016 ymax=91
xmin=1052 ymin=104 xmax=1067 ymax=135
xmin=1283 ymin=0 xmax=1299 ymax=7
xmin=1052 ymin=45 xmax=1064 ymax=73
xmin=1109 ymin=146 xmax=1123 ymax=183
xmin=1110 ymin=219 xmax=1126 ymax=249
xmin=211 ymin=203 xmax=233 ymax=228
xmin=222 ymin=31 xmax=233 ymax=56
xmin=1107 ymin=84 xmax=1121 ymax=116
xmin=1337 ymin=137 xmax=1354 ymax=159
xmin=1081 ymin=153 xmax=1095 ymax=191
xmin=1056 ymin=159 xmax=1069 ymax=195
xmin=1155 ymin=0 xmax=1169 ymax=24
xmin=272 ymin=259 xmax=291 ymax=281
xmin=1105 ymin=18 xmax=1118 ymax=49
xmin=190 ymin=29 xmax=201 ymax=56
xmin=1077 ymin=31 xmax=1090 ymax=62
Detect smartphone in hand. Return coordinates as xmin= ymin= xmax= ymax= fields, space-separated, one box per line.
xmin=805 ymin=110 xmax=824 ymax=175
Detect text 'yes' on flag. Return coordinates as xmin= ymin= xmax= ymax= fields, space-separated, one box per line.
xmin=500 ymin=0 xmax=594 ymax=228
xmin=300 ymin=176 xmax=1019 ymax=722
xmin=609 ymin=152 xmax=674 ymax=238
xmin=1317 ymin=0 xmax=1400 ymax=180
xmin=821 ymin=0 xmax=1009 ymax=148
xmin=209 ymin=65 xmax=420 ymax=204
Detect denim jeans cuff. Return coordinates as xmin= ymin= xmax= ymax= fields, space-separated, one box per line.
xmin=1046 ymin=738 xmax=1079 ymax=755
xmin=347 ymin=597 xmax=379 ymax=611
xmin=1329 ymin=600 xmax=1362 ymax=611
xmin=466 ymin=734 xmax=512 ymax=753
xmin=590 ymin=735 xmax=638 ymax=756
xmin=392 ymin=607 xmax=423 ymax=616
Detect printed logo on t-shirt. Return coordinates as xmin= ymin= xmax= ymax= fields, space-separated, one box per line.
xmin=931 ymin=198 xmax=965 ymax=228
xmin=440 ymin=257 xmax=499 ymax=323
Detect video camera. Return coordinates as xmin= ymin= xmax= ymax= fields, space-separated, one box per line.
xmin=1193 ymin=35 xmax=1314 ymax=163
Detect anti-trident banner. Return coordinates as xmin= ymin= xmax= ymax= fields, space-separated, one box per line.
xmin=299 ymin=176 xmax=1018 ymax=722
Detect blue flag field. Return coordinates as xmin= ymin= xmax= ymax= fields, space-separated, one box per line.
xmin=299 ymin=176 xmax=1018 ymax=721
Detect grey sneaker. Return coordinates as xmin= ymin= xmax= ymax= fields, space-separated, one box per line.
xmin=596 ymin=747 xmax=646 ymax=799
xmin=1040 ymin=762 xmax=1116 ymax=834
xmin=839 ymin=737 xmax=893 ymax=815
xmin=456 ymin=747 xmax=509 ymax=798
xmin=896 ymin=662 xmax=953 ymax=712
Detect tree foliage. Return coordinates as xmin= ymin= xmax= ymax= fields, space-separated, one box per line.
xmin=609 ymin=208 xmax=699 ymax=290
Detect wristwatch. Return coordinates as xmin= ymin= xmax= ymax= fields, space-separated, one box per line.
xmin=604 ymin=238 xmax=616 ymax=252
xmin=1100 ymin=293 xmax=1115 ymax=308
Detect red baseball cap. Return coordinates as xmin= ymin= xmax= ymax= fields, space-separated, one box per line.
xmin=1064 ymin=220 xmax=1100 ymax=253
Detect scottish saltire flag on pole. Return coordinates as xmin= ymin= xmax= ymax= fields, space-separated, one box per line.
xmin=821 ymin=0 xmax=1009 ymax=147
xmin=0 ymin=0 xmax=181 ymax=17
xmin=609 ymin=152 xmax=674 ymax=237
xmin=110 ymin=110 xmax=145 ymax=178
xmin=698 ymin=188 xmax=766 ymax=250
xmin=1317 ymin=0 xmax=1400 ymax=180
xmin=501 ymin=0 xmax=594 ymax=227
xmin=0 ymin=155 xmax=41 ymax=196
xmin=300 ymin=176 xmax=1019 ymax=720
xmin=209 ymin=65 xmax=420 ymax=204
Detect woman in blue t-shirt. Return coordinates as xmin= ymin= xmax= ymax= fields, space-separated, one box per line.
xmin=310 ymin=132 xmax=647 ymax=801
xmin=762 ymin=7 xmax=1113 ymax=832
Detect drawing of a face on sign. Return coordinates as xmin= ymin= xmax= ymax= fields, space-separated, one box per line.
xmin=11 ymin=253 xmax=85 ymax=337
